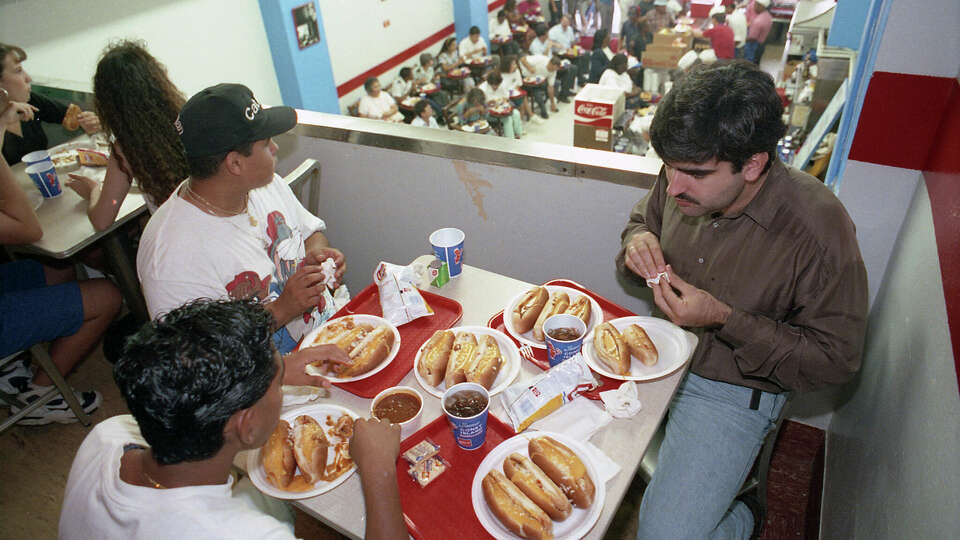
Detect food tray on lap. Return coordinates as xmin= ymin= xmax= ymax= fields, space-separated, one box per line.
xmin=398 ymin=414 xmax=515 ymax=540
xmin=297 ymin=284 xmax=462 ymax=398
xmin=488 ymin=279 xmax=636 ymax=398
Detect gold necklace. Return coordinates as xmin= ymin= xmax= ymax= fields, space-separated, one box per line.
xmin=142 ymin=468 xmax=166 ymax=489
xmin=185 ymin=183 xmax=258 ymax=227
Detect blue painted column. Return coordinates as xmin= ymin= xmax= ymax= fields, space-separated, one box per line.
xmin=258 ymin=0 xmax=339 ymax=113
xmin=454 ymin=0 xmax=490 ymax=44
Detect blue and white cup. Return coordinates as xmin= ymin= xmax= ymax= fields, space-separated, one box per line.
xmin=442 ymin=382 xmax=489 ymax=451
xmin=25 ymin=162 xmax=63 ymax=198
xmin=543 ymin=314 xmax=587 ymax=367
xmin=22 ymin=150 xmax=53 ymax=168
xmin=429 ymin=227 xmax=465 ymax=278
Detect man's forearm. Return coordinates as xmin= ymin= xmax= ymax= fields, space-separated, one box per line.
xmin=304 ymin=231 xmax=330 ymax=257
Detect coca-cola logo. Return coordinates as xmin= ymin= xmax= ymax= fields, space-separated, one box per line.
xmin=576 ymin=102 xmax=612 ymax=118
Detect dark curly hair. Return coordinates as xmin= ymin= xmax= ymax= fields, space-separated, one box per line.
xmin=93 ymin=40 xmax=189 ymax=206
xmin=115 ymin=298 xmax=278 ymax=465
xmin=650 ymin=60 xmax=786 ymax=174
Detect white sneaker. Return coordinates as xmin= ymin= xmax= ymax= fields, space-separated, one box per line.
xmin=531 ymin=116 xmax=545 ymax=124
xmin=0 ymin=356 xmax=32 ymax=396
xmin=11 ymin=385 xmax=102 ymax=425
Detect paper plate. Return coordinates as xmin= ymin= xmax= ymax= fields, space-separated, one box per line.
xmin=413 ymin=326 xmax=521 ymax=398
xmin=247 ymin=403 xmax=359 ymax=500
xmin=471 ymin=431 xmax=605 ymax=540
xmin=581 ymin=316 xmax=696 ymax=381
xmin=302 ymin=315 xmax=401 ymax=383
xmin=503 ymin=286 xmax=603 ymax=350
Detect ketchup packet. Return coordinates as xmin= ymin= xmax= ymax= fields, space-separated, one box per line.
xmin=373 ymin=262 xmax=434 ymax=326
xmin=500 ymin=354 xmax=598 ymax=433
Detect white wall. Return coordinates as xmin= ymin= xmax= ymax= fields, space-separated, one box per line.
xmin=0 ymin=0 xmax=283 ymax=106
xmin=319 ymin=0 xmax=454 ymax=111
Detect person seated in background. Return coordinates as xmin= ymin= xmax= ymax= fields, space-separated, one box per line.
xmin=499 ymin=55 xmax=535 ymax=122
xmin=694 ymin=11 xmax=735 ymax=60
xmin=589 ymin=28 xmax=612 ymax=83
xmin=641 ymin=0 xmax=675 ymax=37
xmin=136 ymin=83 xmax=350 ymax=382
xmin=438 ymin=37 xmax=476 ymax=93
xmin=620 ymin=6 xmax=646 ymax=61
xmin=0 ymin=42 xmax=101 ymax=165
xmin=410 ymin=99 xmax=440 ymax=128
xmin=725 ymin=1 xmax=748 ymax=57
xmin=490 ymin=9 xmax=520 ymax=57
xmin=359 ymin=77 xmax=404 ymax=123
xmin=503 ymin=0 xmax=523 ymax=25
xmin=520 ymin=54 xmax=566 ymax=116
xmin=548 ymin=15 xmax=587 ymax=87
xmin=458 ymin=26 xmax=488 ymax=62
xmin=389 ymin=67 xmax=414 ymax=101
xmin=59 ymin=298 xmax=406 ymax=540
xmin=744 ymin=0 xmax=773 ymax=64
xmin=528 ymin=24 xmax=558 ymax=56
xmin=517 ymin=0 xmax=542 ymax=16
xmin=455 ymin=88 xmax=488 ymax=127
xmin=413 ymin=53 xmax=438 ymax=87
xmin=65 ymin=40 xmax=189 ymax=231
xmin=478 ymin=72 xmax=523 ymax=140
xmin=0 ymin=122 xmax=121 ymax=425
xmin=599 ymin=53 xmax=643 ymax=107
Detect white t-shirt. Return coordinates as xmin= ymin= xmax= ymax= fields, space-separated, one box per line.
xmin=137 ymin=175 xmax=328 ymax=354
xmin=728 ymin=10 xmax=748 ymax=45
xmin=59 ymin=416 xmax=296 ymax=540
xmin=459 ymin=36 xmax=487 ymax=59
xmin=599 ymin=68 xmax=633 ymax=93
xmin=411 ymin=116 xmax=440 ymax=128
xmin=359 ymin=92 xmax=403 ymax=122
xmin=479 ymin=81 xmax=510 ymax=102
xmin=529 ymin=37 xmax=549 ymax=56
xmin=490 ymin=18 xmax=512 ymax=38
xmin=389 ymin=77 xmax=412 ymax=99
xmin=501 ymin=70 xmax=523 ymax=92
xmin=523 ymin=55 xmax=557 ymax=86
xmin=548 ymin=24 xmax=575 ymax=50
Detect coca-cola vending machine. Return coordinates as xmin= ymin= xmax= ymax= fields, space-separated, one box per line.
xmin=573 ymin=84 xmax=625 ymax=151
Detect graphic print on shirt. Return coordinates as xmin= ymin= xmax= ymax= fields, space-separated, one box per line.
xmin=225 ymin=271 xmax=272 ymax=302
xmin=264 ymin=210 xmax=318 ymax=351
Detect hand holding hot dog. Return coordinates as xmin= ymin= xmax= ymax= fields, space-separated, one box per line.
xmin=651 ymin=265 xmax=731 ymax=328
xmin=624 ymin=231 xmax=666 ymax=281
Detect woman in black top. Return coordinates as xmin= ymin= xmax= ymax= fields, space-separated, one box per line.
xmin=589 ymin=28 xmax=611 ymax=84
xmin=0 ymin=43 xmax=99 ymax=164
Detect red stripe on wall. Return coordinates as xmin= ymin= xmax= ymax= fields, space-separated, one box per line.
xmin=336 ymin=24 xmax=455 ymax=98
xmin=849 ymin=72 xmax=955 ymax=170
xmin=335 ymin=1 xmax=507 ymax=98
xmin=921 ymin=78 xmax=960 ymax=396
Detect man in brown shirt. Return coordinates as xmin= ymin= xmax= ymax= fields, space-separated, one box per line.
xmin=616 ymin=61 xmax=867 ymax=539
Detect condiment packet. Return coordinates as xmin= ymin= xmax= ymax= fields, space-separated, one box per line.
xmin=500 ymin=354 xmax=598 ymax=433
xmin=408 ymin=455 xmax=449 ymax=487
xmin=402 ymin=438 xmax=440 ymax=465
xmin=373 ymin=262 xmax=434 ymax=326
xmin=646 ymin=271 xmax=670 ymax=287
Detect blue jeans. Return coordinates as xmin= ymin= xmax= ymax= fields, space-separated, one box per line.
xmin=637 ymin=373 xmax=789 ymax=540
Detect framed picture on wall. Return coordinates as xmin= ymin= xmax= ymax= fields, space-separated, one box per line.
xmin=292 ymin=2 xmax=321 ymax=50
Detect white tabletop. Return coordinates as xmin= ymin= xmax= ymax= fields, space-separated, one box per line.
xmin=11 ymin=134 xmax=147 ymax=258
xmin=241 ymin=264 xmax=687 ymax=539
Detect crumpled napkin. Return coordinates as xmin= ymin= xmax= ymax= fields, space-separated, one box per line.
xmin=646 ymin=271 xmax=670 ymax=287
xmin=281 ymin=385 xmax=329 ymax=407
xmin=599 ymin=381 xmax=643 ymax=418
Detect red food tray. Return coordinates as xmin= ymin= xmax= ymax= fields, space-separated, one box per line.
xmin=398 ymin=414 xmax=514 ymax=540
xmin=309 ymin=283 xmax=463 ymax=398
xmin=487 ymin=279 xmax=635 ymax=399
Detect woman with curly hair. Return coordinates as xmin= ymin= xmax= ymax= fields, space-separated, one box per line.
xmin=66 ymin=40 xmax=188 ymax=230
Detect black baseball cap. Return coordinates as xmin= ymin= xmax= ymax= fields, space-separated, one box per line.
xmin=175 ymin=83 xmax=297 ymax=158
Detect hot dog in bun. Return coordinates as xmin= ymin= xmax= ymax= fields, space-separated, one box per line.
xmin=293 ymin=415 xmax=329 ymax=484
xmin=512 ymin=287 xmax=548 ymax=334
xmin=533 ymin=292 xmax=570 ymax=342
xmin=418 ymin=330 xmax=454 ymax=386
xmin=482 ymin=469 xmax=554 ymax=540
xmin=593 ymin=322 xmax=631 ymax=375
xmin=262 ymin=419 xmax=296 ymax=488
xmin=503 ymin=453 xmax=572 ymax=521
xmin=528 ymin=436 xmax=595 ymax=508
xmin=622 ymin=324 xmax=658 ymax=366
xmin=467 ymin=334 xmax=503 ymax=389
xmin=564 ymin=296 xmax=592 ymax=326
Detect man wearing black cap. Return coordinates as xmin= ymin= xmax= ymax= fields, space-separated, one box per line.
xmin=136 ymin=83 xmax=348 ymax=386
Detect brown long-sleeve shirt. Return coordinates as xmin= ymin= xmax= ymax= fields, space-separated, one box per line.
xmin=616 ymin=161 xmax=868 ymax=393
